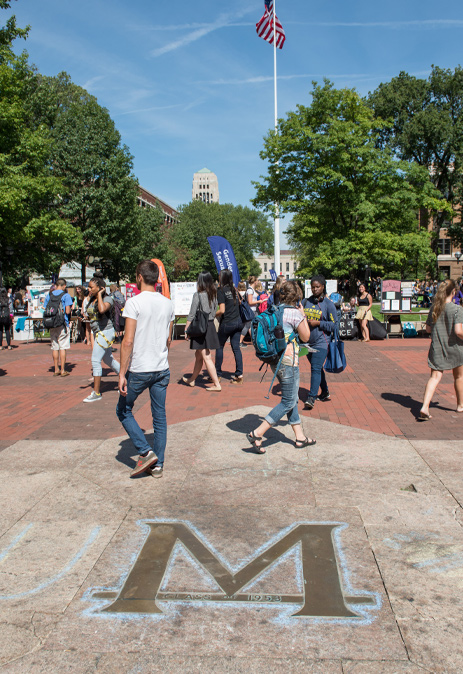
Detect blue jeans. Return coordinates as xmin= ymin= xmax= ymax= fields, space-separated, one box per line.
xmin=215 ymin=321 xmax=243 ymax=376
xmin=265 ymin=364 xmax=301 ymax=426
xmin=306 ymin=347 xmax=328 ymax=400
xmin=116 ymin=369 xmax=170 ymax=465
xmin=91 ymin=328 xmax=120 ymax=377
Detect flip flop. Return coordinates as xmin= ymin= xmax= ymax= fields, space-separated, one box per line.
xmin=295 ymin=437 xmax=316 ymax=447
xmin=418 ymin=411 xmax=431 ymax=421
xmin=246 ymin=431 xmax=266 ymax=454
xmin=60 ymin=371 xmax=70 ymax=377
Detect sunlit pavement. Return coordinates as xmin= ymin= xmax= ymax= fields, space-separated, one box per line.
xmin=0 ymin=337 xmax=462 ymax=671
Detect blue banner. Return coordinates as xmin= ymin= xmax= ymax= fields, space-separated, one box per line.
xmin=269 ymin=269 xmax=277 ymax=281
xmin=207 ymin=236 xmax=240 ymax=287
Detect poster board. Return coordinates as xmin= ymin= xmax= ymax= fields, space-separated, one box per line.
xmin=125 ymin=283 xmax=140 ymax=300
xmin=171 ymin=282 xmax=196 ymax=316
xmin=380 ymin=280 xmax=414 ymax=313
xmin=305 ymin=279 xmax=337 ymax=298
xmin=326 ymin=279 xmax=338 ymax=296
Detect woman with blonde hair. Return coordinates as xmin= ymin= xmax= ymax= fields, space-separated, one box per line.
xmin=419 ymin=279 xmax=463 ymax=420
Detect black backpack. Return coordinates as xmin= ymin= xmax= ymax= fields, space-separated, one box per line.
xmin=0 ymin=300 xmax=9 ymax=321
xmin=43 ymin=291 xmax=66 ymax=329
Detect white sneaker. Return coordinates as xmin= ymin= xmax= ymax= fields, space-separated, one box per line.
xmin=83 ymin=391 xmax=102 ymax=403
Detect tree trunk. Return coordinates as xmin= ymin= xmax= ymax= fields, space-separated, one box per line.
xmin=81 ymin=259 xmax=86 ymax=284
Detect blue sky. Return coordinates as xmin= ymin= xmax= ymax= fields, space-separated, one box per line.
xmin=6 ymin=0 xmax=463 ymax=244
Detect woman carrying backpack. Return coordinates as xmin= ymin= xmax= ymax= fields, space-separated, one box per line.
xmin=215 ymin=269 xmax=244 ymax=384
xmin=246 ymin=281 xmax=315 ymax=453
xmin=0 ymin=287 xmax=13 ymax=350
xmin=83 ymin=274 xmax=120 ymax=403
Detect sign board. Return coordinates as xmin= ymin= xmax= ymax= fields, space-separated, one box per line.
xmin=125 ymin=283 xmax=140 ymax=300
xmin=171 ymin=282 xmax=196 ymax=316
xmin=380 ymin=279 xmax=414 ymax=313
xmin=305 ymin=279 xmax=337 ymax=299
xmin=326 ymin=279 xmax=338 ymax=297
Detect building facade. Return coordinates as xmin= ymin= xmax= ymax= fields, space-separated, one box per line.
xmin=192 ymin=168 xmax=219 ymax=204
xmin=419 ymin=208 xmax=463 ymax=278
xmin=138 ymin=187 xmax=178 ymax=226
xmin=255 ymin=250 xmax=298 ymax=281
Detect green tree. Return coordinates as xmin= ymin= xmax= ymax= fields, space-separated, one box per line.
xmin=253 ymin=81 xmax=447 ymax=284
xmin=28 ymin=72 xmax=161 ymax=282
xmin=0 ymin=5 xmax=78 ymax=285
xmin=368 ymin=66 xmax=463 ymax=254
xmin=0 ymin=0 xmax=28 ymax=49
xmin=164 ymin=200 xmax=273 ymax=281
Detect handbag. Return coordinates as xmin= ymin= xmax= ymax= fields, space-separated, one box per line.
xmin=239 ymin=293 xmax=254 ymax=323
xmin=324 ymin=328 xmax=347 ymax=373
xmin=186 ymin=293 xmax=209 ymax=338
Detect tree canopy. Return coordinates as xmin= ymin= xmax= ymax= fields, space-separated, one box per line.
xmin=253 ymin=81 xmax=448 ymax=281
xmin=0 ymin=10 xmax=78 ymax=284
xmin=368 ymin=66 xmax=463 ymax=251
xmin=164 ymin=199 xmax=273 ymax=281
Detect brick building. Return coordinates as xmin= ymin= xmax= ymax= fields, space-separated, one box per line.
xmin=138 ymin=187 xmax=178 ymax=225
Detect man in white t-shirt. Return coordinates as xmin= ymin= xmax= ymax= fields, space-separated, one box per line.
xmin=116 ymin=260 xmax=174 ymax=478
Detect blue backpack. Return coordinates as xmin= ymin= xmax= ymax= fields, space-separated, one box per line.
xmin=251 ymin=304 xmax=297 ymax=399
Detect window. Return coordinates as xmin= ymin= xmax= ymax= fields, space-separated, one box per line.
xmin=264 ymin=263 xmax=267 ymax=272
xmin=293 ymin=262 xmax=297 ymax=271
xmin=280 ymin=263 xmax=282 ymax=272
xmin=438 ymin=239 xmax=451 ymax=255
xmin=286 ymin=262 xmax=289 ymax=272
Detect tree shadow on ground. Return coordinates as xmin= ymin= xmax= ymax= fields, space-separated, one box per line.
xmin=0 ymin=368 xmax=6 ymax=377
xmin=116 ymin=433 xmax=154 ymax=479
xmin=226 ymin=413 xmax=292 ymax=453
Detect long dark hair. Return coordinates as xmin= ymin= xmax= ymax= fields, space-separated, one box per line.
xmin=197 ymin=272 xmax=216 ymax=305
xmin=219 ymin=269 xmax=237 ymax=302
xmin=0 ymin=287 xmax=8 ymax=306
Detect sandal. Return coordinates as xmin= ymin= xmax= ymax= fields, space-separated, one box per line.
xmin=246 ymin=431 xmax=266 ymax=454
xmin=182 ymin=376 xmax=195 ymax=387
xmin=205 ymin=385 xmax=221 ymax=392
xmin=418 ymin=411 xmax=431 ymax=421
xmin=60 ymin=371 xmax=70 ymax=377
xmin=295 ymin=437 xmax=316 ymax=447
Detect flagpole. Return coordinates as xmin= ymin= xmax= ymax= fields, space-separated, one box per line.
xmin=273 ymin=0 xmax=280 ymax=279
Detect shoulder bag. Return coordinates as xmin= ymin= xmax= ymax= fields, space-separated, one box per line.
xmin=186 ymin=293 xmax=209 ymax=338
xmin=324 ymin=327 xmax=347 ymax=373
xmin=239 ymin=292 xmax=254 ymax=323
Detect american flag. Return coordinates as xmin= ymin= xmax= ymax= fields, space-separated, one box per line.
xmin=256 ymin=0 xmax=285 ymax=49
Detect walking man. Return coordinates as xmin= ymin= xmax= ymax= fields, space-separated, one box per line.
xmin=116 ymin=260 xmax=174 ymax=478
xmin=43 ymin=278 xmax=73 ymax=376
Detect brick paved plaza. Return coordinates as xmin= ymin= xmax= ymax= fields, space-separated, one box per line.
xmin=0 ymin=336 xmax=462 ymax=672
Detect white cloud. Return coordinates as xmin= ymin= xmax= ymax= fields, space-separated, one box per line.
xmin=149 ymin=9 xmax=254 ymax=57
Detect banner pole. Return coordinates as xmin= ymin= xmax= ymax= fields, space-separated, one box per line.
xmin=273 ymin=0 xmax=280 ymax=279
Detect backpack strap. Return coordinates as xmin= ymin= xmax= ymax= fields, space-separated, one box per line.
xmin=265 ymin=329 xmax=296 ymax=399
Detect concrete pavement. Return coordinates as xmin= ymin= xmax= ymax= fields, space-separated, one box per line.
xmin=0 ymin=338 xmax=462 ymax=672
